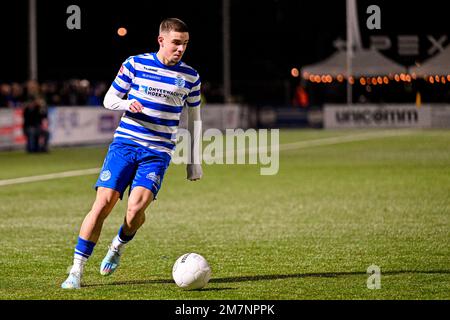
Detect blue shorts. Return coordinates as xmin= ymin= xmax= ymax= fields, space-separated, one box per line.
xmin=95 ymin=139 xmax=172 ymax=199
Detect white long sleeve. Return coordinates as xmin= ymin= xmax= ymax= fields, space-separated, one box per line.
xmin=186 ymin=106 xmax=203 ymax=180
xmin=103 ymin=87 xmax=135 ymax=111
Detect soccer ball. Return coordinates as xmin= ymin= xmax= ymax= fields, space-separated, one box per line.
xmin=172 ymin=253 xmax=212 ymax=290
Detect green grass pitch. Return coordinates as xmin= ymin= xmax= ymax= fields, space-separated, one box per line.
xmin=0 ymin=129 xmax=449 ymax=299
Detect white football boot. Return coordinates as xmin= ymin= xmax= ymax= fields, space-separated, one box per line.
xmin=61 ymin=269 xmax=82 ymax=289
xmin=100 ymin=245 xmax=123 ymax=276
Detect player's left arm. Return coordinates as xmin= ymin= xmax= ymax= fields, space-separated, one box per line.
xmin=186 ymin=77 xmax=202 ymax=181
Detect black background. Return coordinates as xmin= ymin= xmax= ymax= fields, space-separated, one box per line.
xmin=1 ymin=0 xmax=449 ymax=102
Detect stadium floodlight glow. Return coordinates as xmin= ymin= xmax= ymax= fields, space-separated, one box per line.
xmin=117 ymin=27 xmax=127 ymax=37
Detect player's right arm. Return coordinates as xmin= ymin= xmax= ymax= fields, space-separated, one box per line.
xmin=103 ymin=56 xmax=143 ymax=113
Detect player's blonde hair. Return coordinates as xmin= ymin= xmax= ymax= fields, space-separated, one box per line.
xmin=159 ymin=18 xmax=189 ymax=34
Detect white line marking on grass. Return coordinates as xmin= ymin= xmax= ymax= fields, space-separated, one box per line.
xmin=277 ymin=129 xmax=415 ymax=152
xmin=0 ymin=168 xmax=101 ymax=186
xmin=198 ymin=129 xmax=415 ymax=161
xmin=0 ymin=130 xmax=415 ymax=187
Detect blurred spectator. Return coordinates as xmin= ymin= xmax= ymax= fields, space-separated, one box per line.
xmin=0 ymin=83 xmax=12 ymax=108
xmin=0 ymin=79 xmax=112 ymax=108
xmin=76 ymin=79 xmax=90 ymax=105
xmin=25 ymin=80 xmax=41 ymax=101
xmin=10 ymin=82 xmax=25 ymax=108
xmin=41 ymin=81 xmax=61 ymax=106
xmin=60 ymin=81 xmax=78 ymax=105
xmin=38 ymin=98 xmax=49 ymax=152
xmin=23 ymin=100 xmax=41 ymax=152
xmin=292 ymin=82 xmax=309 ymax=107
xmin=88 ymin=82 xmax=107 ymax=106
xmin=23 ymin=92 xmax=49 ymax=153
xmin=3 ymin=77 xmax=450 ymax=109
xmin=201 ymin=81 xmax=225 ymax=103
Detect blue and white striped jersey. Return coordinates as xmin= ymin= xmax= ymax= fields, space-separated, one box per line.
xmin=108 ymin=52 xmax=201 ymax=156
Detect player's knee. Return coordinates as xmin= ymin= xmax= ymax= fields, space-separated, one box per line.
xmin=92 ymin=194 xmax=117 ymax=218
xmin=126 ymin=208 xmax=146 ymax=229
xmin=127 ymin=195 xmax=152 ymax=214
xmin=91 ymin=201 xmax=114 ymax=220
xmin=126 ymin=203 xmax=145 ymax=218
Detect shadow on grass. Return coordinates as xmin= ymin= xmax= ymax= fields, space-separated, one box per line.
xmin=210 ymin=270 xmax=450 ymax=283
xmin=84 ymin=269 xmax=450 ymax=288
xmin=84 ymin=279 xmax=234 ymax=291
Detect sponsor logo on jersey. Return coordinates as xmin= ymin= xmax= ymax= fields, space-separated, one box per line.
xmin=141 ymin=72 xmax=162 ymax=81
xmin=144 ymin=66 xmax=158 ymax=72
xmin=139 ymin=85 xmax=185 ymax=99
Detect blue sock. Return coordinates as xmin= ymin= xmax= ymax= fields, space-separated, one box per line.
xmin=74 ymin=236 xmax=96 ymax=260
xmin=118 ymin=224 xmax=136 ymax=243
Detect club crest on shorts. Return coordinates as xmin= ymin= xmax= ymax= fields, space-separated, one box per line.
xmin=146 ymin=172 xmax=161 ymax=185
xmin=100 ymin=170 xmax=111 ymax=181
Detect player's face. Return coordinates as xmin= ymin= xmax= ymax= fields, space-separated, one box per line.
xmin=158 ymin=31 xmax=189 ymax=65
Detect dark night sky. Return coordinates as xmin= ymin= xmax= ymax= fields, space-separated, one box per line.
xmin=2 ymin=0 xmax=449 ymax=103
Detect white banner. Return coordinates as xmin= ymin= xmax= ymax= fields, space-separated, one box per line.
xmin=179 ymin=103 xmax=242 ymax=130
xmin=431 ymin=106 xmax=450 ymax=128
xmin=324 ymin=104 xmax=432 ymax=128
xmin=48 ymin=107 xmax=122 ymax=146
xmin=0 ymin=109 xmax=25 ymax=149
xmin=0 ymin=109 xmax=14 ymax=148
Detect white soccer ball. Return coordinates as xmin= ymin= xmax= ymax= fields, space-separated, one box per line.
xmin=172 ymin=253 xmax=212 ymax=290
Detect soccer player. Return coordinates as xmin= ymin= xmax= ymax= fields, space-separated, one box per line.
xmin=61 ymin=18 xmax=202 ymax=289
